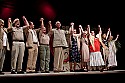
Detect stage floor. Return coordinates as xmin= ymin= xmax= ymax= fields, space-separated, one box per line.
xmin=0 ymin=70 xmax=125 ymax=81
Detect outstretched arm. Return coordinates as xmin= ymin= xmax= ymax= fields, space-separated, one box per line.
xmin=69 ymin=22 xmax=74 ymax=35
xmin=106 ymin=28 xmax=110 ymax=40
xmin=8 ymin=18 xmax=12 ymax=28
xmin=87 ymin=25 xmax=91 ymax=35
xmin=87 ymin=25 xmax=95 ymax=51
xmin=7 ymin=18 xmax=12 ymax=32
xmin=71 ymin=22 xmax=74 ymax=32
xmin=114 ymin=34 xmax=119 ymax=41
xmin=98 ymin=25 xmax=102 ymax=34
xmin=40 ymin=18 xmax=44 ymax=29
xmin=79 ymin=25 xmax=83 ymax=33
xmin=22 ymin=16 xmax=29 ymax=27
xmin=79 ymin=25 xmax=84 ymax=33
xmin=98 ymin=25 xmax=102 ymax=42
xmin=48 ymin=21 xmax=52 ymax=32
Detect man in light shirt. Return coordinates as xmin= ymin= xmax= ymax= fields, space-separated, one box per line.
xmin=8 ymin=16 xmax=29 ymax=74
xmin=0 ymin=19 xmax=10 ymax=74
xmin=50 ymin=21 xmax=68 ymax=72
xmin=25 ymin=21 xmax=39 ymax=73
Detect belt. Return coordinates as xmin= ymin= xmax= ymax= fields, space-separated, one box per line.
xmin=40 ymin=44 xmax=49 ymax=46
xmin=13 ymin=40 xmax=24 ymax=42
xmin=33 ymin=42 xmax=38 ymax=44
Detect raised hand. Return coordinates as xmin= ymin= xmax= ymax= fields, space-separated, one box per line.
xmin=79 ymin=25 xmax=82 ymax=28
xmin=98 ymin=25 xmax=101 ymax=28
xmin=48 ymin=21 xmax=51 ymax=25
xmin=108 ymin=28 xmax=110 ymax=31
xmin=70 ymin=22 xmax=74 ymax=26
xmin=8 ymin=18 xmax=12 ymax=23
xmin=40 ymin=18 xmax=44 ymax=22
xmin=87 ymin=25 xmax=90 ymax=28
xmin=22 ymin=16 xmax=26 ymax=19
xmin=117 ymin=34 xmax=119 ymax=37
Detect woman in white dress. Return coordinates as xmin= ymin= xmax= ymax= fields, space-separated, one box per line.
xmin=108 ymin=31 xmax=119 ymax=70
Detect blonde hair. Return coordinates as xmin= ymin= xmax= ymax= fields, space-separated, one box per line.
xmin=0 ymin=19 xmax=4 ymax=23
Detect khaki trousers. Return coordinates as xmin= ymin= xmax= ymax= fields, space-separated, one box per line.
xmin=26 ymin=44 xmax=38 ymax=71
xmin=0 ymin=47 xmax=6 ymax=71
xmin=53 ymin=47 xmax=64 ymax=71
xmin=11 ymin=42 xmax=25 ymax=72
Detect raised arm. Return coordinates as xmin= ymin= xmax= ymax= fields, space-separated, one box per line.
xmin=98 ymin=25 xmax=102 ymax=39
xmin=87 ymin=25 xmax=95 ymax=51
xmin=106 ymin=28 xmax=110 ymax=40
xmin=79 ymin=25 xmax=82 ymax=34
xmin=114 ymin=34 xmax=119 ymax=41
xmin=87 ymin=25 xmax=91 ymax=35
xmin=98 ymin=25 xmax=102 ymax=34
xmin=98 ymin=25 xmax=108 ymax=49
xmin=69 ymin=22 xmax=74 ymax=35
xmin=79 ymin=25 xmax=84 ymax=33
xmin=48 ymin=21 xmax=52 ymax=32
xmin=22 ymin=16 xmax=29 ymax=27
xmin=8 ymin=18 xmax=12 ymax=28
xmin=48 ymin=20 xmax=53 ymax=36
xmin=71 ymin=22 xmax=74 ymax=32
xmin=40 ymin=18 xmax=44 ymax=29
xmin=7 ymin=18 xmax=13 ymax=32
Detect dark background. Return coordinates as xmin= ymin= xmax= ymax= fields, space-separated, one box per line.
xmin=0 ymin=0 xmax=125 ymax=71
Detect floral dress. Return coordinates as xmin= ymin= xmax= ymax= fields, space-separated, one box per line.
xmin=69 ymin=35 xmax=80 ymax=63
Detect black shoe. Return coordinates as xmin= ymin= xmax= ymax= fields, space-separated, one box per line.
xmin=11 ymin=69 xmax=17 ymax=74
xmin=35 ymin=71 xmax=41 ymax=73
xmin=17 ymin=71 xmax=26 ymax=74
xmin=70 ymin=70 xmax=74 ymax=72
xmin=0 ymin=71 xmax=4 ymax=75
xmin=100 ymin=69 xmax=103 ymax=72
xmin=41 ymin=70 xmax=46 ymax=73
xmin=74 ymin=70 xmax=80 ymax=72
xmin=45 ymin=71 xmax=50 ymax=73
xmin=53 ymin=70 xmax=59 ymax=73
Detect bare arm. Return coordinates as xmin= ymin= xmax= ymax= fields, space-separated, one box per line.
xmin=87 ymin=25 xmax=91 ymax=35
xmin=87 ymin=25 xmax=95 ymax=50
xmin=100 ymin=40 xmax=108 ymax=49
xmin=98 ymin=25 xmax=107 ymax=49
xmin=98 ymin=25 xmax=102 ymax=34
xmin=79 ymin=25 xmax=84 ymax=33
xmin=40 ymin=18 xmax=44 ymax=29
xmin=48 ymin=20 xmax=53 ymax=36
xmin=71 ymin=22 xmax=74 ymax=33
xmin=78 ymin=25 xmax=82 ymax=34
xmin=48 ymin=21 xmax=52 ymax=31
xmin=106 ymin=28 xmax=110 ymax=40
xmin=98 ymin=25 xmax=102 ymax=42
xmin=8 ymin=18 xmax=12 ymax=28
xmin=22 ymin=16 xmax=29 ymax=28
xmin=7 ymin=18 xmax=12 ymax=32
xmin=69 ymin=22 xmax=74 ymax=35
xmin=114 ymin=34 xmax=119 ymax=41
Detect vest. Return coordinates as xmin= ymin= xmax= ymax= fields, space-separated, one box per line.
xmin=53 ymin=29 xmax=68 ymax=48
xmin=12 ymin=27 xmax=24 ymax=41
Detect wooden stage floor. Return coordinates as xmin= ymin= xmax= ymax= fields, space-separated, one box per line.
xmin=0 ymin=70 xmax=125 ymax=81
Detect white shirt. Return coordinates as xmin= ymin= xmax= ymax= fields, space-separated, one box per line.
xmin=3 ymin=31 xmax=7 ymax=46
xmin=30 ymin=29 xmax=38 ymax=43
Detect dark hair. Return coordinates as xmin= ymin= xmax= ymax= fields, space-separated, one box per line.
xmin=29 ymin=21 xmax=33 ymax=25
